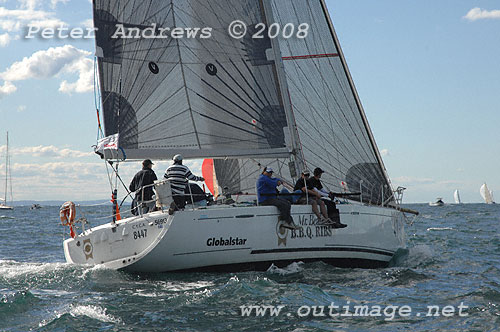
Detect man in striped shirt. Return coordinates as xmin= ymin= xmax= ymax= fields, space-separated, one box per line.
xmin=164 ymin=154 xmax=204 ymax=211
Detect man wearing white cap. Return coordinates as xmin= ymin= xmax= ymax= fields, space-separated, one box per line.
xmin=257 ymin=166 xmax=298 ymax=230
xmin=164 ymin=154 xmax=204 ymax=212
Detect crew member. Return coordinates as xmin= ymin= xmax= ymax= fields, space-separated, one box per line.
xmin=257 ymin=167 xmax=299 ymax=230
xmin=164 ymin=154 xmax=204 ymax=212
xmin=308 ymin=167 xmax=347 ymax=228
xmin=129 ymin=159 xmax=158 ymax=215
xmin=293 ymin=170 xmax=331 ymax=225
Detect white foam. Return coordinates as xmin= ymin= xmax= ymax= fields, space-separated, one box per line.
xmin=70 ymin=305 xmax=122 ymax=323
xmin=161 ymin=280 xmax=214 ymax=292
xmin=426 ymin=227 xmax=454 ymax=231
xmin=0 ymin=260 xmax=67 ymax=279
xmin=267 ymin=261 xmax=304 ymax=275
xmin=408 ymin=244 xmax=434 ymax=261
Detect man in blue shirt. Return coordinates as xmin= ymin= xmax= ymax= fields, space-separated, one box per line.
xmin=257 ymin=167 xmax=299 ymax=230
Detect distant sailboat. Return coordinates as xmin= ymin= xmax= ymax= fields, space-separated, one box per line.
xmin=480 ymin=183 xmax=495 ymax=204
xmin=0 ymin=132 xmax=13 ymax=211
xmin=453 ymin=189 xmax=462 ymax=204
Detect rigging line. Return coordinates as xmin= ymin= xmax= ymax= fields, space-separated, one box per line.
xmin=193 ymin=92 xmax=284 ymax=140
xmin=107 ymin=160 xmax=132 ymax=197
xmin=301 ymin=1 xmax=375 ymax=161
xmin=195 ymin=111 xmax=268 ymax=139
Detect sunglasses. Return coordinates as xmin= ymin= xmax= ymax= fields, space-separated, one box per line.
xmin=303 ymin=173 xmax=310 ymax=177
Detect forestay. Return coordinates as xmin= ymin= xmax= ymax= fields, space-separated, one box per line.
xmin=93 ymin=0 xmax=290 ymax=160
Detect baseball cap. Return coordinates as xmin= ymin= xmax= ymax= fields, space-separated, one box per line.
xmin=264 ymin=167 xmax=274 ymax=173
xmin=143 ymin=159 xmax=154 ymax=166
xmin=313 ymin=167 xmax=325 ymax=176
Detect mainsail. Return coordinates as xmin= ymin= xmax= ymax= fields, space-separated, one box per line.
xmin=480 ymin=183 xmax=494 ymax=204
xmin=453 ymin=189 xmax=461 ymax=204
xmin=94 ymin=0 xmax=395 ymax=207
xmin=93 ymin=0 xmax=291 ymax=160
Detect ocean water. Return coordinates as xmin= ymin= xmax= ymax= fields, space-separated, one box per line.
xmin=0 ymin=203 xmax=499 ymax=332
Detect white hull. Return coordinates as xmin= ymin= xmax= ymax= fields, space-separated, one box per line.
xmin=64 ymin=203 xmax=405 ymax=272
xmin=0 ymin=205 xmax=13 ymax=210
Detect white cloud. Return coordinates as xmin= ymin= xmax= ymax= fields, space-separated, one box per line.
xmin=0 ymin=157 xmax=205 ymax=200
xmin=380 ymin=149 xmax=389 ymax=157
xmin=0 ymin=45 xmax=93 ymax=95
xmin=0 ymin=5 xmax=68 ymax=37
xmin=0 ymin=80 xmax=16 ymax=98
xmin=0 ymin=32 xmax=10 ymax=46
xmin=59 ymin=57 xmax=93 ymax=94
xmin=0 ymin=145 xmax=92 ymax=158
xmin=392 ymin=176 xmax=434 ymax=185
xmin=50 ymin=0 xmax=68 ymax=9
xmin=463 ymin=8 xmax=500 ymax=21
xmin=17 ymin=105 xmax=26 ymax=112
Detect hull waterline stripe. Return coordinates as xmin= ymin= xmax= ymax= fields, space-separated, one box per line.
xmin=282 ymin=53 xmax=339 ymax=61
xmin=251 ymin=246 xmax=394 ymax=257
xmin=173 ymin=247 xmax=252 ymax=256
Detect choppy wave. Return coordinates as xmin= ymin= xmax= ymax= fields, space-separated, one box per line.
xmin=0 ymin=204 xmax=498 ymax=331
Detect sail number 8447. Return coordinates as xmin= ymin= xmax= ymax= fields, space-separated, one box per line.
xmin=134 ymin=229 xmax=147 ymax=240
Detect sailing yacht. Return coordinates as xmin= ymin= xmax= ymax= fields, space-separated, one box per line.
xmin=1 ymin=132 xmax=13 ymax=211
xmin=62 ymin=0 xmax=417 ymax=272
xmin=480 ymin=183 xmax=495 ymax=204
xmin=453 ymin=190 xmax=461 ymax=204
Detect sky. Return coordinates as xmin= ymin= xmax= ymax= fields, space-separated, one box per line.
xmin=0 ymin=0 xmax=499 ymax=203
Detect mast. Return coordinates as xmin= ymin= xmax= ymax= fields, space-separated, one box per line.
xmin=261 ymin=0 xmax=304 ymax=178
xmin=4 ymin=132 xmax=8 ymax=204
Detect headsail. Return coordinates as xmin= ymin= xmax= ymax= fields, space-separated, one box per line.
xmin=453 ymin=189 xmax=461 ymax=204
xmin=267 ymin=0 xmax=394 ymax=205
xmin=93 ymin=0 xmax=290 ymax=160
